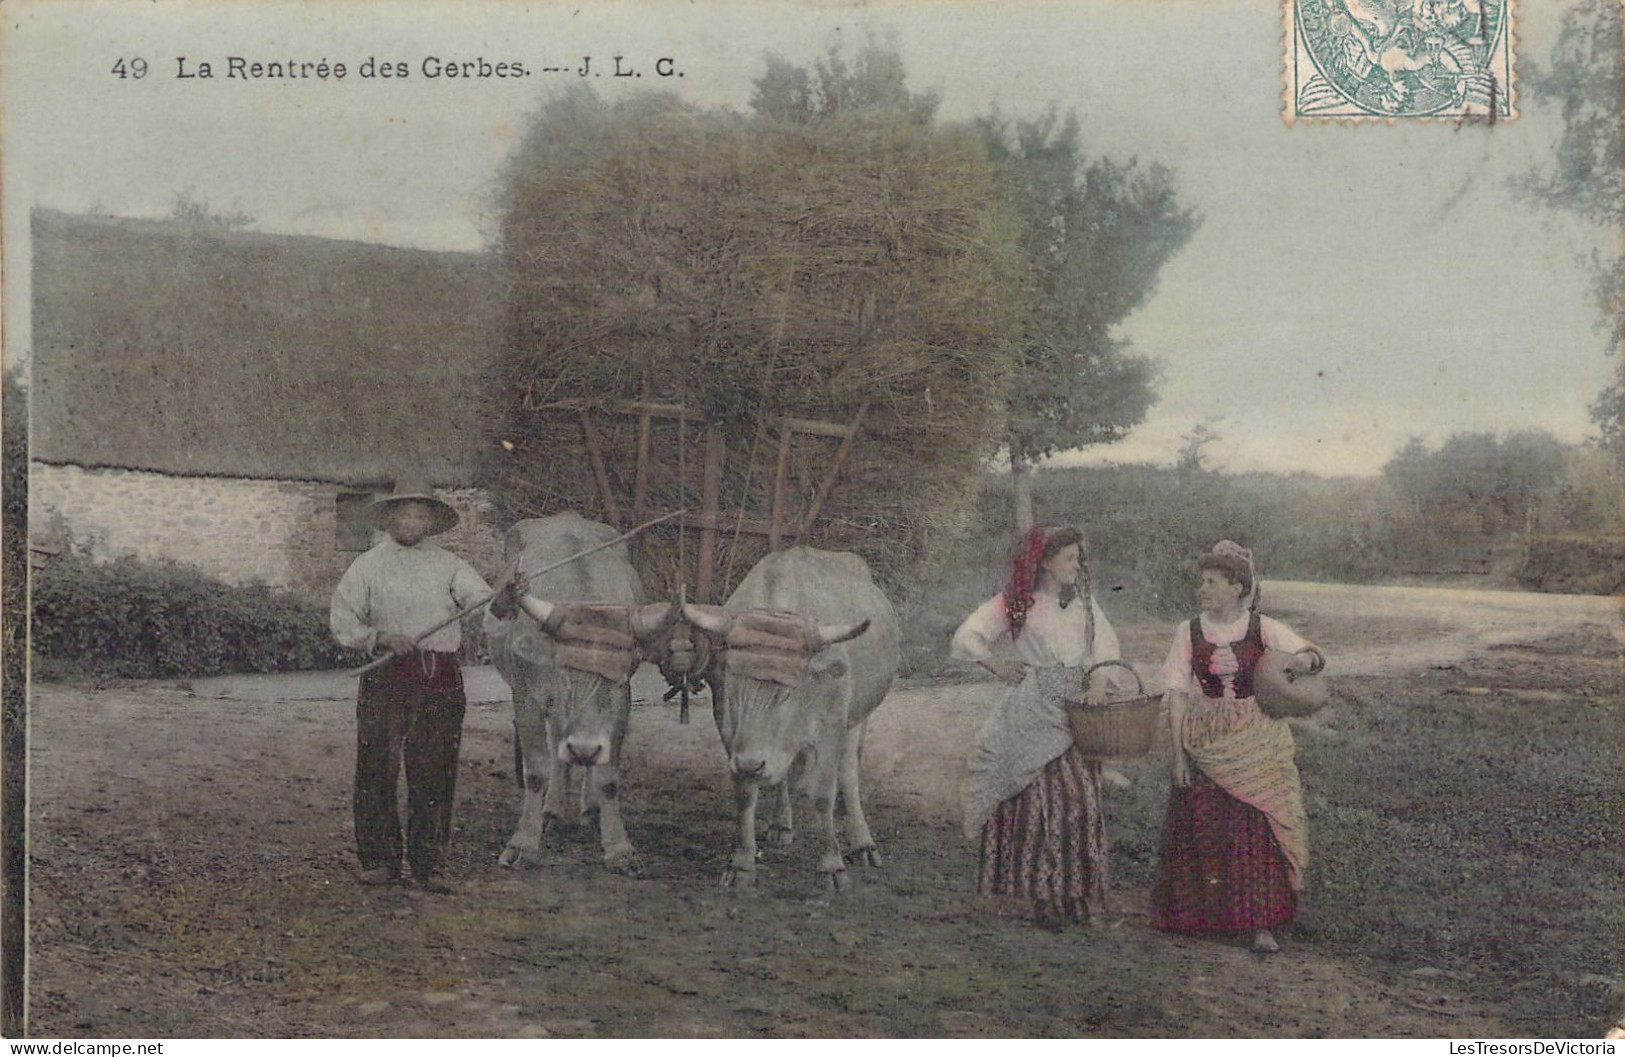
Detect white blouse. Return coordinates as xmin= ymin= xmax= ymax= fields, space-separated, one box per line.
xmin=1160 ymin=611 xmax=1312 ymax=699
xmin=951 ymin=592 xmax=1121 ymax=671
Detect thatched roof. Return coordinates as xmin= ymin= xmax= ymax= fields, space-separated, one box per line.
xmin=30 ymin=209 xmax=500 ymax=486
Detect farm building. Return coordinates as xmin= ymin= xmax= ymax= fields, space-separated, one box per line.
xmin=28 ymin=209 xmax=506 ymax=604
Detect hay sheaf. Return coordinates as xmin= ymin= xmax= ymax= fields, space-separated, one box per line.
xmin=488 ymin=92 xmax=1032 ymax=600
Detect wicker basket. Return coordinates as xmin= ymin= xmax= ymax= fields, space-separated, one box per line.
xmin=1064 ymin=660 xmax=1160 ymax=759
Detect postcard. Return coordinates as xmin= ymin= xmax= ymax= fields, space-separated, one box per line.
xmin=4 ymin=0 xmax=1620 ymax=1042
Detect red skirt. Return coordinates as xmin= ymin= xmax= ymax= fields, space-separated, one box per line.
xmin=1152 ymin=768 xmax=1295 ymax=934
xmin=979 ymin=746 xmax=1107 ymax=924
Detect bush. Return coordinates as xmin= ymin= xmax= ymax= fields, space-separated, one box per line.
xmin=4 ymin=375 xmax=26 ymax=729
xmin=32 ymin=554 xmax=356 ymax=679
xmin=1517 ymin=535 xmax=1625 ymax=595
xmin=902 ymin=464 xmax=1410 ymax=676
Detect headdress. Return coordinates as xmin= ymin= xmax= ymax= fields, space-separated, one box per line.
xmin=1001 ymin=525 xmax=1094 ymax=644
xmin=1205 ymin=539 xmax=1260 ymax=612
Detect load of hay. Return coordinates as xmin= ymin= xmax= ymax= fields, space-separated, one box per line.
xmin=487 ymin=90 xmax=1032 ymax=601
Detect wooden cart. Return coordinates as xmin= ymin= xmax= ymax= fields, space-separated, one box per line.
xmin=534 ymin=398 xmax=874 ymax=604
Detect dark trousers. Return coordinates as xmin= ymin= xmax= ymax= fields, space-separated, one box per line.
xmin=354 ymin=652 xmax=466 ymax=880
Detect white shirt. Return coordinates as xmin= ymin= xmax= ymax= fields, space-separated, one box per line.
xmin=951 ymin=592 xmax=1121 ymax=671
xmin=330 ymin=538 xmax=491 ymax=654
xmin=1160 ymin=611 xmax=1311 ymax=699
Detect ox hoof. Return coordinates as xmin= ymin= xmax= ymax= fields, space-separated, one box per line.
xmin=850 ymin=845 xmax=883 ymax=869
xmin=497 ymin=845 xmax=535 ymax=869
xmin=769 ymin=825 xmax=795 ymax=848
xmin=721 ymin=866 xmax=758 ymax=889
xmin=825 ymin=869 xmax=851 ymax=893
xmin=537 ymin=816 xmax=571 ymax=848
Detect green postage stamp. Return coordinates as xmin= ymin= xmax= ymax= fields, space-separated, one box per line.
xmin=1285 ymin=0 xmax=1516 ymax=121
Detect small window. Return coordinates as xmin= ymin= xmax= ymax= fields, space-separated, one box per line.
xmin=336 ymin=492 xmax=377 ymax=552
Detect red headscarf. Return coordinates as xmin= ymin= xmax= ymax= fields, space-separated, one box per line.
xmin=1000 ymin=525 xmax=1090 ymax=641
xmin=1000 ymin=526 xmax=1050 ymax=639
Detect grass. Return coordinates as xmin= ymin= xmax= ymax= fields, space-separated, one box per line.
xmin=903 ymin=502 xmax=1622 ymax=1035
xmin=1100 ymin=626 xmax=1624 ymax=1036
xmin=1301 ymin=663 xmax=1622 ymax=1026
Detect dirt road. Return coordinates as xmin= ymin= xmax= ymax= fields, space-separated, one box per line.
xmin=21 ymin=582 xmax=1621 ymax=1037
xmin=1264 ymin=580 xmax=1620 ymax=677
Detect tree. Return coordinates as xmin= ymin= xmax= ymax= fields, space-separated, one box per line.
xmin=168 ymin=191 xmax=254 ymax=231
xmin=1381 ymin=430 xmax=1568 ymax=538
xmin=975 ymin=107 xmax=1199 ymax=527
xmin=1519 ymin=0 xmax=1624 ymax=452
xmin=1491 ymin=430 xmax=1569 ymax=532
xmin=751 ymin=40 xmax=939 ymax=125
xmin=748 ymin=50 xmax=1196 ymax=530
xmin=1588 ymin=382 xmax=1622 ymax=453
xmin=1177 ymin=419 xmax=1225 ymax=476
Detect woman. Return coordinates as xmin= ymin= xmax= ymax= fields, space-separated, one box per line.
xmin=1151 ymin=540 xmax=1321 ymax=953
xmin=951 ymin=525 xmax=1122 ymax=929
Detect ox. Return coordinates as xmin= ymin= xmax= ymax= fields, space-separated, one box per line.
xmin=683 ymin=546 xmax=900 ymax=891
xmin=484 ymin=512 xmax=673 ymax=871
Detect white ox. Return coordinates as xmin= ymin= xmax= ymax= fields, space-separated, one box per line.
xmin=683 ymin=546 xmax=900 ymax=891
xmin=484 ymin=512 xmax=673 ymax=871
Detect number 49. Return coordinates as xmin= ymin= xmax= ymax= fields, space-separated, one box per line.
xmin=111 ymin=57 xmax=148 ymax=79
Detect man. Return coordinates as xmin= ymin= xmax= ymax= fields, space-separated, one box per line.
xmin=330 ymin=476 xmax=498 ymax=894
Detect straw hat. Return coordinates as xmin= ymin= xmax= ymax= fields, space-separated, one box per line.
xmin=368 ymin=475 xmax=459 ymax=536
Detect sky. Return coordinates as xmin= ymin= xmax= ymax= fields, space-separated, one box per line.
xmin=2 ymin=0 xmax=1616 ymax=477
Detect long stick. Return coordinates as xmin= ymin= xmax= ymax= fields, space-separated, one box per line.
xmin=350 ymin=508 xmax=686 ymax=676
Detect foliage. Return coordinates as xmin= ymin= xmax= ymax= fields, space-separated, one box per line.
xmin=31 ymin=553 xmax=356 ymax=679
xmin=899 ymin=432 xmax=1621 ymax=676
xmin=1519 ymin=0 xmax=1624 ymax=444
xmin=1382 ymin=430 xmax=1570 ymax=535
xmin=897 ymin=462 xmax=1398 ymax=674
xmin=750 ymin=52 xmax=1198 ymax=526
xmin=2 ymin=373 xmax=25 ymax=735
xmin=2 ymin=371 xmax=25 ymax=1036
xmin=751 ymin=40 xmax=939 ymax=126
xmin=974 ymin=106 xmax=1198 ymax=467
xmin=1521 ymin=0 xmax=1624 ymax=232
xmin=1588 ymin=381 xmax=1623 ymax=455
xmin=1176 ymin=419 xmax=1224 ymax=476
xmin=1517 ymin=534 xmax=1625 ymax=595
xmin=167 ymin=191 xmax=255 ymax=231
xmin=1540 ymin=443 xmax=1625 ymax=533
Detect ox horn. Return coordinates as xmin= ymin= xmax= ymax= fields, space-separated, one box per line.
xmin=631 ymin=602 xmax=681 ymax=641
xmin=815 ymin=618 xmax=871 ymax=648
xmin=681 ymin=603 xmax=730 ymax=636
xmin=518 ymin=595 xmax=564 ymax=632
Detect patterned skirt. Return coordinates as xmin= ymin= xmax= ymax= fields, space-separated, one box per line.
xmin=1151 ymin=768 xmax=1296 ymax=934
xmin=978 ymin=745 xmax=1107 ymax=925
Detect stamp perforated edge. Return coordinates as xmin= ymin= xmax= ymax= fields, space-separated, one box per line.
xmin=1281 ymin=0 xmax=1519 ymax=126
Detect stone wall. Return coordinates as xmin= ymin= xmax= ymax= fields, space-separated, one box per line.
xmin=29 ymin=464 xmax=503 ymax=607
